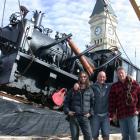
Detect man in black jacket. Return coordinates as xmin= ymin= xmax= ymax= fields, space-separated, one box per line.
xmin=64 ymin=71 xmax=94 ymax=140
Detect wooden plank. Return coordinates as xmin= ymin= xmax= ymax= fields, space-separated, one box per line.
xmin=0 ymin=91 xmax=31 ymax=104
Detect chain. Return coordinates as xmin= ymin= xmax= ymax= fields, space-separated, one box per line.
xmin=126 ymin=77 xmax=133 ymax=106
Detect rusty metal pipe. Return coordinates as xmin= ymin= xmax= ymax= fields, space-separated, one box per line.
xmin=67 ymin=38 xmax=95 ymax=75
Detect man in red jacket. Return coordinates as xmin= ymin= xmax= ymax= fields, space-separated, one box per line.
xmin=109 ymin=67 xmax=140 ymax=140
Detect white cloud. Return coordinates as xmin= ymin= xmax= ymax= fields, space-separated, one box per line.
xmin=0 ymin=0 xmax=140 ymax=68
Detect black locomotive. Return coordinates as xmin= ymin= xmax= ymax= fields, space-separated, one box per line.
xmin=0 ymin=8 xmax=137 ymax=108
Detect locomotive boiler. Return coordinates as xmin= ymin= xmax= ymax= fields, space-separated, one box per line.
xmin=0 ymin=8 xmax=120 ymax=107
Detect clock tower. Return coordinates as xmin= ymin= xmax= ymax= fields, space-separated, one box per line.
xmin=89 ymin=0 xmax=118 ymax=51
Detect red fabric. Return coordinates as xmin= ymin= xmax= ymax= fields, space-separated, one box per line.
xmin=109 ymin=79 xmax=140 ymax=119
xmin=52 ymin=88 xmax=66 ymax=106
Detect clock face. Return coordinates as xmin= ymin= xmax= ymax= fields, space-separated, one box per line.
xmin=94 ymin=26 xmax=102 ymax=36
xmin=108 ymin=26 xmax=114 ymax=35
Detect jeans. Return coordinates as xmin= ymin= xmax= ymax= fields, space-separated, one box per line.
xmin=119 ymin=115 xmax=138 ymax=140
xmin=69 ymin=115 xmax=92 ymax=140
xmin=90 ymin=114 xmax=110 ymax=139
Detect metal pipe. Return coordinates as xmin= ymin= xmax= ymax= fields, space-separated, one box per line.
xmin=67 ymin=38 xmax=95 ymax=75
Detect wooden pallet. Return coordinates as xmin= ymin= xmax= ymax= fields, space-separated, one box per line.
xmin=0 ymin=91 xmax=31 ymax=104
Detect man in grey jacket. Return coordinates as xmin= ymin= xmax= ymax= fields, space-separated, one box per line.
xmin=90 ymin=71 xmax=111 ymax=140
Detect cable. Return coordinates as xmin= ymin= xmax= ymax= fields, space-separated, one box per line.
xmin=17 ymin=0 xmax=36 ymax=76
xmin=1 ymin=0 xmax=6 ymax=27
xmin=0 ymin=0 xmax=6 ymax=43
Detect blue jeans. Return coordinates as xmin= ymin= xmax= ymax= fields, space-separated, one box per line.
xmin=119 ymin=115 xmax=138 ymax=140
xmin=69 ymin=115 xmax=92 ymax=140
xmin=90 ymin=114 xmax=110 ymax=139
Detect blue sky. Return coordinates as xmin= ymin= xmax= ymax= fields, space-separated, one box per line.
xmin=0 ymin=0 xmax=140 ymax=68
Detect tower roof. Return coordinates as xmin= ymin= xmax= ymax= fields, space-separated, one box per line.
xmin=90 ymin=0 xmax=116 ymax=17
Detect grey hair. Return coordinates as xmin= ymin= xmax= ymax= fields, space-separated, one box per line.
xmin=117 ymin=66 xmax=126 ymax=72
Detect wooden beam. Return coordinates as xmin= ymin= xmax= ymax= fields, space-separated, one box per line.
xmin=130 ymin=0 xmax=140 ymax=21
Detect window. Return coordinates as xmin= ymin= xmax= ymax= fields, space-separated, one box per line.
xmin=137 ymin=70 xmax=140 ymax=83
xmin=131 ymin=68 xmax=137 ymax=80
xmin=100 ymin=38 xmax=102 ymax=43
xmin=122 ymin=61 xmax=129 ymax=73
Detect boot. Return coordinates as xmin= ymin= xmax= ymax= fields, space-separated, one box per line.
xmin=103 ymin=136 xmax=109 ymax=140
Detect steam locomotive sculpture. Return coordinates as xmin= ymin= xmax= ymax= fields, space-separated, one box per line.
xmin=0 ymin=7 xmax=123 ymax=107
